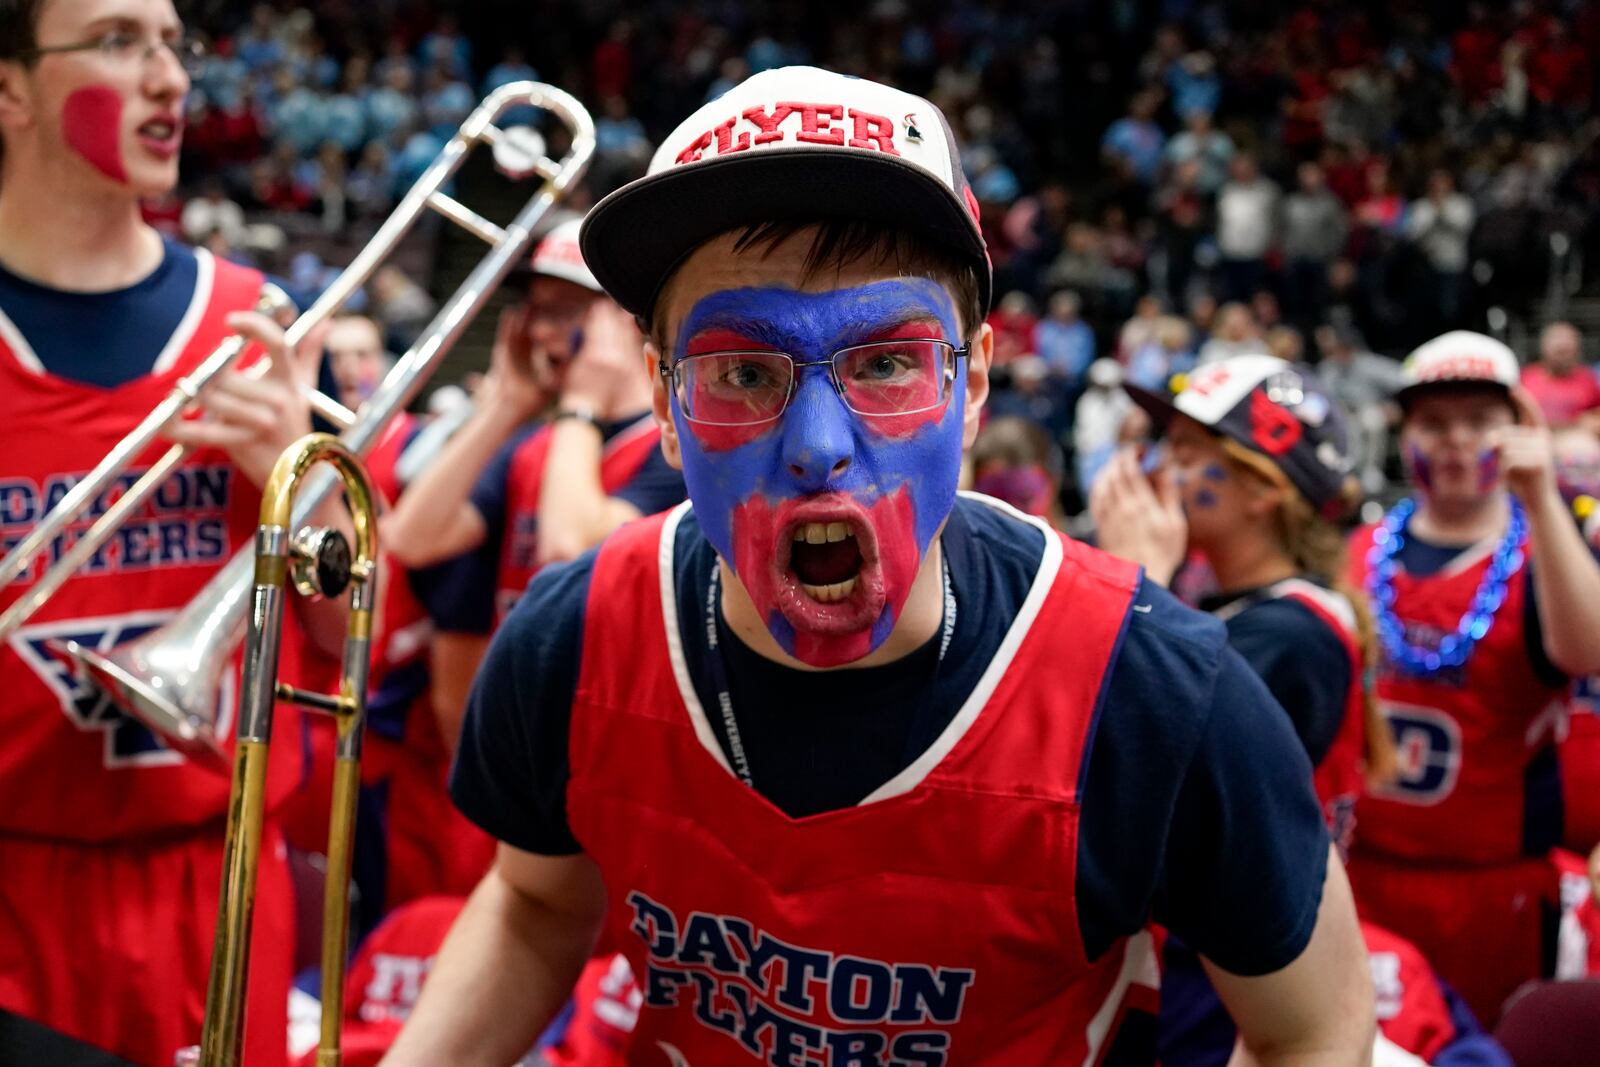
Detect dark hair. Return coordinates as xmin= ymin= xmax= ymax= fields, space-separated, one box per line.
xmin=0 ymin=0 xmax=46 ymax=64
xmin=648 ymin=218 xmax=984 ymax=355
xmin=0 ymin=0 xmax=47 ymax=171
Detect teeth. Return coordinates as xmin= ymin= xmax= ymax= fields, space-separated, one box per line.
xmin=799 ymin=576 xmax=858 ymax=602
xmin=791 ymin=521 xmax=856 ymax=544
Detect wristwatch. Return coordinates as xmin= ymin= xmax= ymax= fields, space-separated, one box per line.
xmin=552 ymin=403 xmax=601 ymax=430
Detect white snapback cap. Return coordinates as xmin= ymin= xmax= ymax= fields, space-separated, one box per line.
xmin=526 ymin=217 xmax=602 ymax=292
xmin=581 ymin=65 xmax=992 ymax=320
xmin=1399 ymin=330 xmax=1520 ymax=403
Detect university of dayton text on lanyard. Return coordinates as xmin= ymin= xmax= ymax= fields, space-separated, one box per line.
xmin=704 ymin=555 xmax=957 ymax=789
xmin=1366 ymin=496 xmax=1527 ymax=676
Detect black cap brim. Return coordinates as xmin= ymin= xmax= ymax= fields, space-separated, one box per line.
xmin=580 ymin=148 xmax=992 ymax=324
xmin=1123 ymin=381 xmax=1189 ymax=432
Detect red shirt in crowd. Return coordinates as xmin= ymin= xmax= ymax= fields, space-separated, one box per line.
xmin=1522 ymin=363 xmax=1600 ymax=427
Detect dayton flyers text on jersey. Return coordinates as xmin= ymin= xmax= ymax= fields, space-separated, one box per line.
xmin=0 ymin=246 xmax=311 ymax=840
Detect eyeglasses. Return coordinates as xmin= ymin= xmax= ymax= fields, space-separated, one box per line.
xmin=664 ymin=338 xmax=966 ymax=426
xmin=23 ymin=29 xmax=206 ymax=75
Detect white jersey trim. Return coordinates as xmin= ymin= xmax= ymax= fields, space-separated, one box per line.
xmin=659 ymin=500 xmax=736 ymax=777
xmin=1213 ymin=576 xmax=1357 ymax=638
xmin=151 ymin=246 xmax=214 ymax=375
xmin=862 ymin=491 xmax=1062 ymax=804
xmin=0 ymin=302 xmax=45 ymax=375
xmin=659 ymin=492 xmax=1064 ymax=806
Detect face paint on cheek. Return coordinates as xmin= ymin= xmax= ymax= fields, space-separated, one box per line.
xmin=62 ymin=86 xmax=128 ymax=184
xmin=727 ymin=488 xmax=921 ymax=668
xmin=1193 ymin=488 xmax=1219 ymax=510
xmin=1476 ymin=447 xmax=1500 ymax=492
xmin=1405 ymin=443 xmax=1434 ymax=493
xmin=1201 ymin=463 xmax=1228 ymax=484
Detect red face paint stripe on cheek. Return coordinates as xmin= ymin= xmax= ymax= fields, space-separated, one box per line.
xmin=62 ymin=86 xmax=128 ymax=184
xmin=685 ymin=418 xmax=773 ymax=452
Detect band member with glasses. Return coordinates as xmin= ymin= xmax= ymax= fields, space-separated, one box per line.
xmin=383 ymin=217 xmax=685 ymax=624
xmin=0 ymin=1 xmax=341 ymax=1064
xmin=383 ymin=67 xmax=1373 ymax=1067
xmin=1345 ymin=331 xmax=1600 ymax=1023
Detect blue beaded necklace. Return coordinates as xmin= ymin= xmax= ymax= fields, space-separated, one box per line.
xmin=1366 ymin=497 xmax=1526 ymax=677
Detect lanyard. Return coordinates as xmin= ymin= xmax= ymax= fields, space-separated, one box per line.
xmin=702 ymin=551 xmax=955 ymax=790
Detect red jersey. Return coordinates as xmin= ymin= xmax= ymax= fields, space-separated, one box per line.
xmin=495 ymin=415 xmax=662 ymax=621
xmin=1233 ymin=578 xmax=1366 ymax=854
xmin=1363 ymin=921 xmax=1458 ymax=1063
xmin=0 ymin=250 xmax=310 ymax=840
xmin=566 ymin=504 xmax=1159 ymax=1065
xmin=1348 ymin=521 xmax=1567 ymax=864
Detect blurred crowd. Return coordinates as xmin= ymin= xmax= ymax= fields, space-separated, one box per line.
xmin=153 ymin=0 xmax=1600 ymax=523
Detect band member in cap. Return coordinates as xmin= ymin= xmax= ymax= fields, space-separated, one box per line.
xmin=1346 ymin=330 xmax=1600 ymax=1022
xmin=0 ymin=0 xmax=343 ymax=1062
xmin=383 ymin=216 xmax=684 ymax=623
xmin=384 ymin=66 xmax=1373 ymax=1067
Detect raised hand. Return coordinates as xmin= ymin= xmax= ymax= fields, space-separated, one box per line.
xmin=1493 ymin=385 xmax=1559 ymax=505
xmin=559 ymin=299 xmax=645 ymax=420
xmin=163 ymin=309 xmax=320 ymax=490
xmin=1089 ymin=446 xmax=1188 ymax=587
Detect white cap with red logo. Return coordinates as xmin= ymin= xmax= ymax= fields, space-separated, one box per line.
xmin=580 ymin=65 xmax=991 ymax=320
xmin=527 ymin=217 xmax=602 ymax=292
xmin=1399 ymin=330 xmax=1520 ymax=403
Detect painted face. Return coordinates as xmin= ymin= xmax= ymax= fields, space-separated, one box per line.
xmin=1165 ymin=416 xmax=1258 ymax=554
xmin=973 ymin=463 xmax=1055 ymax=517
xmin=524 ymin=275 xmax=597 ymax=390
xmin=20 ymin=0 xmax=188 ymax=194
xmin=1400 ymin=389 xmax=1514 ymax=506
xmin=667 ymin=276 xmax=966 ymax=668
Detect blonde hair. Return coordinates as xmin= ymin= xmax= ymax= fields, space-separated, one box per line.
xmin=1220 ymin=440 xmax=1399 ymax=787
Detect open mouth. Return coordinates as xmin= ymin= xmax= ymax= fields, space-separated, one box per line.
xmin=767 ymin=497 xmax=886 ymax=635
xmin=137 ymin=116 xmax=182 ymax=154
xmin=788 ymin=520 xmax=863 ymax=602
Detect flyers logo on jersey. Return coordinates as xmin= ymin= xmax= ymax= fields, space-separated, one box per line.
xmin=10 ymin=611 xmax=234 ymax=768
xmin=628 ymin=891 xmax=973 ymax=1067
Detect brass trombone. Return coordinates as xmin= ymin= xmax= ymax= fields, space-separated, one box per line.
xmin=0 ymin=81 xmax=594 ymax=761
xmin=175 ymin=433 xmax=378 ymax=1067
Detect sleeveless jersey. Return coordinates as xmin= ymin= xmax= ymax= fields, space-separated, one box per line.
xmin=1217 ymin=578 xmax=1366 ymax=855
xmin=0 ymin=250 xmax=311 ymax=840
xmin=495 ymin=415 xmax=662 ymax=622
xmin=566 ymin=501 xmax=1159 ymax=1066
xmin=1348 ymin=521 xmax=1567 ymax=864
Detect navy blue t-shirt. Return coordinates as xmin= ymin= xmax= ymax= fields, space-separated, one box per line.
xmin=0 ymin=236 xmax=200 ymax=388
xmin=452 ymin=497 xmax=1331 ymax=976
xmin=1201 ymin=582 xmax=1354 ymax=766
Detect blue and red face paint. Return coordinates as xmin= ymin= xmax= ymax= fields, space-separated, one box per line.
xmin=669 ymin=279 xmax=966 ymax=668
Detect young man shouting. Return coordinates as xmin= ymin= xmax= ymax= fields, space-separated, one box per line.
xmin=384 ymin=67 xmax=1374 ymax=1067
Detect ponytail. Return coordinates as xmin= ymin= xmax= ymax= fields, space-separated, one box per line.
xmin=1273 ymin=485 xmax=1399 ymax=788
xmin=1219 ymin=440 xmax=1399 ymax=787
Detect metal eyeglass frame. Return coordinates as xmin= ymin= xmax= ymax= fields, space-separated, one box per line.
xmin=661 ymin=338 xmax=969 ymax=427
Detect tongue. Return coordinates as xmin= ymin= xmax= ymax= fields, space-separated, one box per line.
xmin=790 ymin=538 xmax=862 ymax=585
